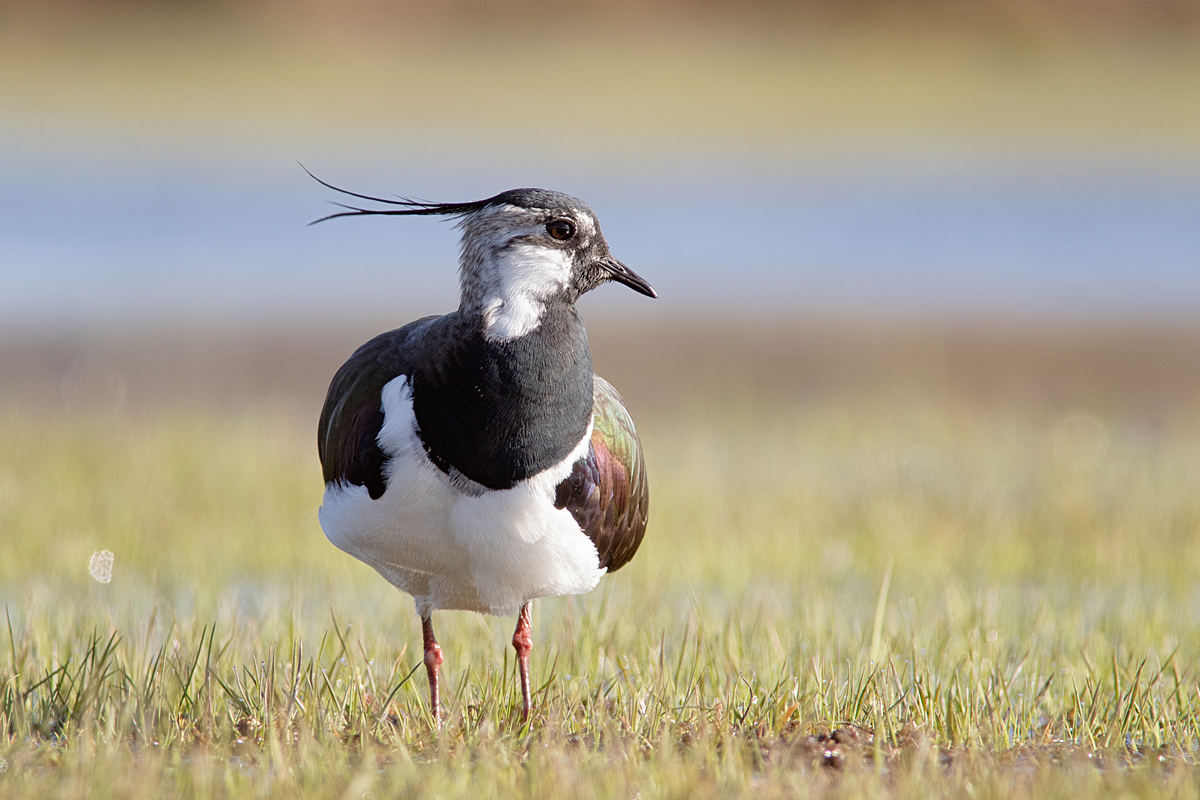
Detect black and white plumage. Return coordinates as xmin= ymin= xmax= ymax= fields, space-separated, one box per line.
xmin=313 ymin=179 xmax=654 ymax=723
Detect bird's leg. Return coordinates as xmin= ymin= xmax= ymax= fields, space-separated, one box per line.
xmin=512 ymin=602 xmax=533 ymax=722
xmin=421 ymin=615 xmax=444 ymax=727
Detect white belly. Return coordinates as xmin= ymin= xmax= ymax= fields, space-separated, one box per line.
xmin=318 ymin=375 xmax=604 ymax=617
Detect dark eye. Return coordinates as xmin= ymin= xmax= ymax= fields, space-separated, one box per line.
xmin=546 ymin=219 xmax=575 ymax=241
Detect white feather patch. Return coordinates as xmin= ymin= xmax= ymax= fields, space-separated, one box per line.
xmin=481 ymin=243 xmax=573 ymax=342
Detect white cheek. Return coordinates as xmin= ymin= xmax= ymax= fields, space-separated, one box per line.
xmin=509 ymin=243 xmax=573 ymax=290
xmin=482 ymin=244 xmax=573 ymax=341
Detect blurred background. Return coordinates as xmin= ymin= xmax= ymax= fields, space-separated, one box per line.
xmin=3 ymin=0 xmax=1200 ymax=682
xmin=3 ymin=0 xmax=1200 ymax=443
xmin=3 ymin=0 xmax=1200 ymax=408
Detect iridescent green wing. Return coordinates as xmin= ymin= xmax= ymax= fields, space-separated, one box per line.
xmin=553 ymin=375 xmax=650 ymax=572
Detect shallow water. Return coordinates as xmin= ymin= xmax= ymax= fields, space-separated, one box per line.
xmin=2 ymin=139 xmax=1198 ymax=328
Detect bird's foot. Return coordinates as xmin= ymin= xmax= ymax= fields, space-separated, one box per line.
xmin=512 ymin=602 xmax=533 ymax=723
xmin=422 ymin=616 xmax=445 ymax=728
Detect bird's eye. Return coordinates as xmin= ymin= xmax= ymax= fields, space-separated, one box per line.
xmin=546 ymin=219 xmax=575 ymax=241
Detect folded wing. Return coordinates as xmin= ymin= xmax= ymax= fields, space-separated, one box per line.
xmin=318 ymin=319 xmax=434 ymax=499
xmin=553 ymin=375 xmax=650 ymax=572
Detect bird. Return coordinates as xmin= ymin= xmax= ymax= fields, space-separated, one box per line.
xmin=311 ymin=175 xmax=655 ymax=725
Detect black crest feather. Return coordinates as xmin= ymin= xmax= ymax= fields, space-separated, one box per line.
xmin=303 ymin=166 xmax=586 ymax=225
xmin=303 ymin=166 xmax=498 ymax=225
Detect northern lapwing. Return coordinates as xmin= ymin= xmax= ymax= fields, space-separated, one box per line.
xmin=312 ymin=177 xmax=654 ymax=724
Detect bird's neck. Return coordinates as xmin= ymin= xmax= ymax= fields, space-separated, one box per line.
xmin=457 ymin=248 xmax=576 ymax=343
xmin=448 ymin=300 xmax=593 ymax=391
xmin=412 ymin=302 xmax=594 ymax=490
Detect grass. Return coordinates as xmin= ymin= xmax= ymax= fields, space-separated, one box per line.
xmin=4 ymin=375 xmax=1200 ymax=797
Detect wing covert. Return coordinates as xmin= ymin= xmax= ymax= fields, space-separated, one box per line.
xmin=553 ymin=375 xmax=649 ymax=572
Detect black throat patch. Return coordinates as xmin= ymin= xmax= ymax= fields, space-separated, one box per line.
xmin=410 ymin=306 xmax=594 ymax=491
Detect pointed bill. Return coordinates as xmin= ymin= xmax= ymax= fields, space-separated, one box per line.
xmin=596 ymin=257 xmax=657 ymax=298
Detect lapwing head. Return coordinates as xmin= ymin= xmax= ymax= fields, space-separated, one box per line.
xmin=309 ymin=172 xmax=656 ymax=340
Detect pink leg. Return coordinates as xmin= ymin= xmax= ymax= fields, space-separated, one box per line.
xmin=422 ymin=615 xmax=444 ymax=726
xmin=512 ymin=602 xmax=533 ymax=721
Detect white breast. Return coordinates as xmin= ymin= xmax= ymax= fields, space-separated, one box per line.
xmin=318 ymin=375 xmax=604 ymax=617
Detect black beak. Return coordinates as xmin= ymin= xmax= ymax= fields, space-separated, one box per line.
xmin=597 ymin=256 xmax=657 ymax=299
